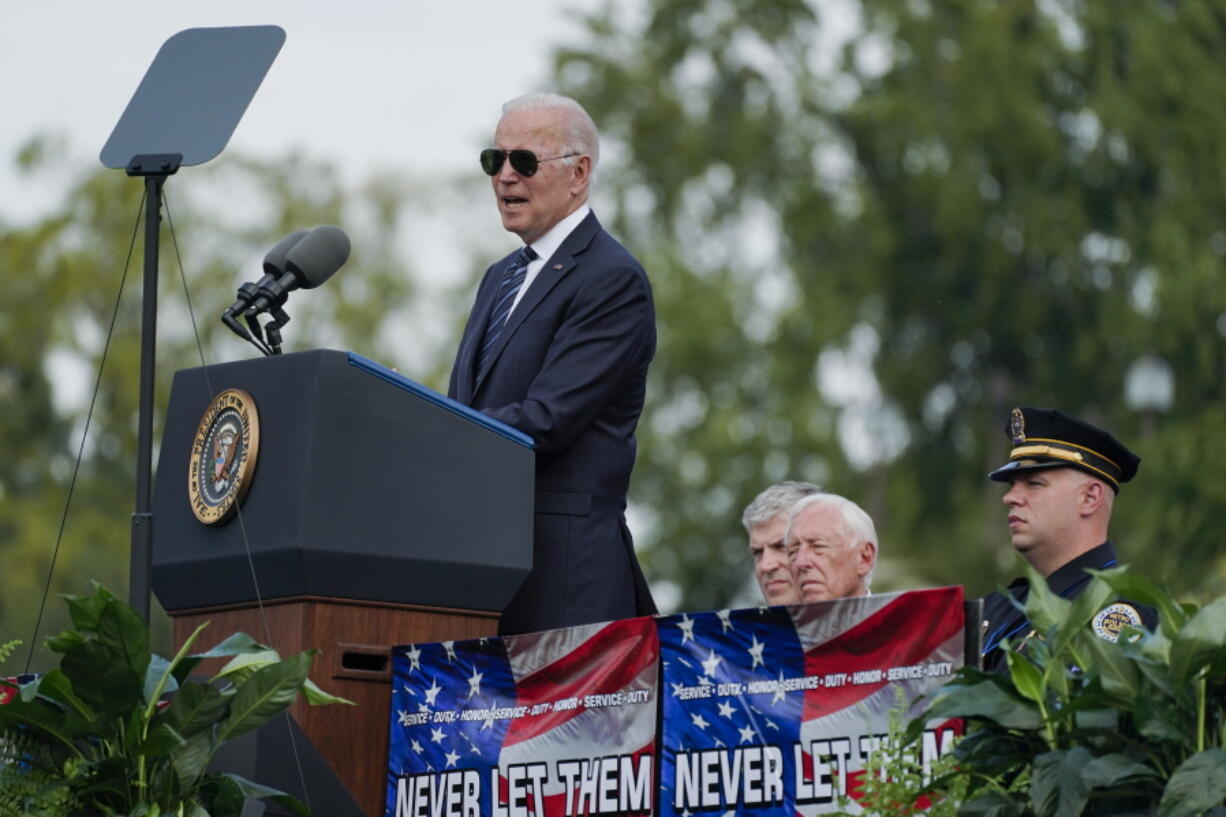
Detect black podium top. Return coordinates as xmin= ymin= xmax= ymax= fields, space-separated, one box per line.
xmin=151 ymin=350 xmax=535 ymax=612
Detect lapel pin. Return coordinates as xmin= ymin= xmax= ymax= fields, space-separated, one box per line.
xmin=553 ymin=264 xmax=563 ymax=270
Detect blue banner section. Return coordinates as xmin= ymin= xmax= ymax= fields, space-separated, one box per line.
xmin=387 ymin=637 xmax=517 ymax=817
xmin=659 ymin=606 xmax=806 ymax=817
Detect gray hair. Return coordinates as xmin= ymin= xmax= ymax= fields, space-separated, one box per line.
xmin=785 ymin=493 xmax=878 ymax=588
xmin=741 ymin=481 xmax=822 ymax=532
xmin=502 ymin=93 xmax=600 ymax=171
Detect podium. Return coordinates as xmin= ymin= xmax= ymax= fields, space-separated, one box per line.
xmin=151 ymin=349 xmax=534 ymax=816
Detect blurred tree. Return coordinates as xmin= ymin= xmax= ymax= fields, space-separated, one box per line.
xmin=0 ymin=141 xmax=416 ymax=677
xmin=553 ymin=0 xmax=1226 ymax=610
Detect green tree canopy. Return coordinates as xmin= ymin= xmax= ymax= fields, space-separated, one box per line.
xmin=552 ymin=0 xmax=1226 ymax=610
xmin=0 ymin=142 xmax=418 ymax=676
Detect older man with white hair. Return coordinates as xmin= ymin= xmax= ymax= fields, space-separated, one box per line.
xmin=785 ymin=493 xmax=878 ymax=602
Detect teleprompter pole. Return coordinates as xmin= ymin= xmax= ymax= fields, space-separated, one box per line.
xmin=127 ymin=155 xmax=180 ymax=622
xmin=99 ymin=26 xmax=286 ymax=621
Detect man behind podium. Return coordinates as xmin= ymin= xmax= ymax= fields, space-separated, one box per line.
xmin=448 ymin=93 xmax=656 ymax=634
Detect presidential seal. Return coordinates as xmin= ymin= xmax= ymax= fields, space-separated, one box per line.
xmin=1092 ymin=603 xmax=1143 ymax=643
xmin=188 ymin=389 xmax=260 ymax=525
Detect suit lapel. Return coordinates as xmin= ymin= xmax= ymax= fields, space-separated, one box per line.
xmin=472 ymin=212 xmax=602 ymax=398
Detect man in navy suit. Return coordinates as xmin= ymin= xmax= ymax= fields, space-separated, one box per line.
xmin=448 ymin=93 xmax=656 ymax=634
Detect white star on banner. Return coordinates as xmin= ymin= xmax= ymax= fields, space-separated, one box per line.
xmin=691 ymin=713 xmax=710 ymax=730
xmin=445 ymin=750 xmax=460 ymax=768
xmin=714 ymin=737 xmax=725 ymax=748
xmin=701 ymin=649 xmax=722 ymax=678
xmin=747 ymin=636 xmax=765 ymax=670
xmin=418 ymin=703 xmax=431 ymax=714
xmin=738 ymin=725 xmax=756 ymax=744
xmin=716 ymin=609 xmax=733 ymax=632
xmin=406 ymin=644 xmax=422 ymax=672
xmin=467 ymin=669 xmax=484 ymax=698
xmin=671 ymin=681 xmax=686 ymax=696
xmin=772 ymin=673 xmax=788 ymax=706
xmin=411 ymin=739 xmax=423 ymax=754
xmin=443 ymin=642 xmax=457 ymax=662
xmin=717 ymin=701 xmax=735 ymax=719
xmin=396 ymin=710 xmax=412 ymax=726
xmin=481 ymin=716 xmax=495 ymax=731
xmin=424 ymin=680 xmax=442 ymax=706
xmin=765 ymin=719 xmax=779 ymax=731
xmin=431 ymin=727 xmax=445 ymax=744
xmin=678 ymin=614 xmax=696 ymax=644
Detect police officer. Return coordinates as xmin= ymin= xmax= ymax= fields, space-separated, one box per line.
xmin=981 ymin=407 xmax=1157 ymax=672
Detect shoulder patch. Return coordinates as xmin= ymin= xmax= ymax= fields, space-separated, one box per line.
xmin=1092 ymin=603 xmax=1143 ymax=642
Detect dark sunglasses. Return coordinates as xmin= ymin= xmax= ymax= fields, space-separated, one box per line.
xmin=480 ymin=149 xmax=579 ymax=177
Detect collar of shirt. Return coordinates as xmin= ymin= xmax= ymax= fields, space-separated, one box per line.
xmin=1044 ymin=540 xmax=1118 ymax=597
xmin=508 ymin=204 xmax=591 ymax=315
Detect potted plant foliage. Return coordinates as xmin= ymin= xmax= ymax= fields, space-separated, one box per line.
xmin=916 ymin=566 xmax=1226 ymax=817
xmin=0 ymin=585 xmax=351 ymax=817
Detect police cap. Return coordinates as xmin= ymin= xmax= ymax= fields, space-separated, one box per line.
xmin=988 ymin=407 xmax=1140 ymax=492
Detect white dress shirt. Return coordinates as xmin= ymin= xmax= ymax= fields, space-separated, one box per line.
xmin=509 ymin=203 xmax=591 ymax=316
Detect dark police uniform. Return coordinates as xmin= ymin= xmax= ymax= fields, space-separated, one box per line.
xmin=980 ymin=407 xmax=1156 ymax=673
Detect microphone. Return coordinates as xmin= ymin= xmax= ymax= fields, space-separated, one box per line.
xmin=221 ymin=229 xmax=310 ymax=344
xmin=243 ymin=225 xmax=351 ymax=319
xmin=222 ymin=229 xmax=311 ymax=318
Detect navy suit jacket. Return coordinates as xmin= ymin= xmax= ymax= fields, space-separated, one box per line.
xmin=448 ymin=212 xmax=657 ymax=634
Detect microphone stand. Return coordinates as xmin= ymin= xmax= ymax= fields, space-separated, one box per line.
xmin=263 ymin=307 xmax=290 ymax=356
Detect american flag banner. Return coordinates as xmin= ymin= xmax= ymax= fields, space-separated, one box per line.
xmin=387 ymin=616 xmax=659 ymax=817
xmin=0 ymin=675 xmax=35 ymax=706
xmin=658 ymin=587 xmax=965 ymax=816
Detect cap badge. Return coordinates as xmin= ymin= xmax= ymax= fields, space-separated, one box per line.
xmin=1010 ymin=408 xmax=1026 ymax=445
xmin=1092 ymin=603 xmax=1143 ymax=642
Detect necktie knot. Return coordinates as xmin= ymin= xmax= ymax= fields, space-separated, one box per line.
xmin=513 ymin=245 xmax=538 ymax=267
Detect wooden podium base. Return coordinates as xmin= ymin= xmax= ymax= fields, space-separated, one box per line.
xmin=171 ymin=596 xmax=499 ymax=817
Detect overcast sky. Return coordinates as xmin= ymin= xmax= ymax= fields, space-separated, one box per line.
xmin=2 ymin=0 xmax=627 ymax=384
xmin=1 ymin=0 xmax=601 ymax=223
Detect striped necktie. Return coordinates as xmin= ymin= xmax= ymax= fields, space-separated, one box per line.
xmin=477 ymin=245 xmax=537 ymax=374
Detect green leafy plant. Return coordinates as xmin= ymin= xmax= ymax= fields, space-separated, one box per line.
xmin=918 ymin=565 xmax=1226 ymax=817
xmin=1 ymin=726 xmax=80 ymax=817
xmin=0 ymin=585 xmax=352 ymax=816
xmin=831 ymin=689 xmax=970 ymax=817
xmin=0 ymin=641 xmax=18 ymax=665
